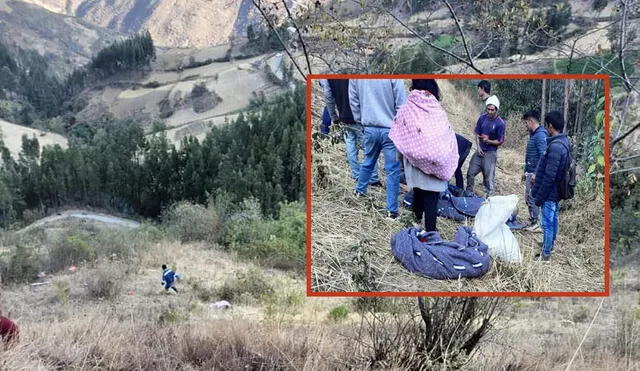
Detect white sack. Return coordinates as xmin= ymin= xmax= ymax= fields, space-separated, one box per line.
xmin=474 ymin=195 xmax=522 ymax=263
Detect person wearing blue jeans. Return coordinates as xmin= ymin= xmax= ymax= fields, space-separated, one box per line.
xmin=521 ymin=110 xmax=548 ymax=232
xmin=323 ymin=79 xmax=379 ymax=184
xmin=349 ymin=79 xmax=406 ymax=220
xmin=321 ymin=106 xmax=332 ymax=135
xmin=531 ymin=111 xmax=570 ymax=261
xmin=343 ymin=125 xmax=379 ymax=183
xmin=540 ymin=201 xmax=559 ymax=257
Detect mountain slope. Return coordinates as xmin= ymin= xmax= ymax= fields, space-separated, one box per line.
xmin=0 ymin=0 xmax=121 ymax=75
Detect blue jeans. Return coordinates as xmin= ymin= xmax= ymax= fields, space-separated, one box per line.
xmin=356 ymin=127 xmax=400 ymax=213
xmin=525 ymin=173 xmax=539 ymax=223
xmin=344 ymin=125 xmax=378 ymax=182
xmin=541 ymin=201 xmax=559 ymax=257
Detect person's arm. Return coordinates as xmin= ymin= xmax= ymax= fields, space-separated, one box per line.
xmin=482 ymin=121 xmax=505 ymax=146
xmin=474 ymin=117 xmax=484 ymax=155
xmin=349 ymin=80 xmax=361 ymax=123
xmin=391 ymin=79 xmax=407 ymax=112
xmin=323 ymin=80 xmax=339 ymax=122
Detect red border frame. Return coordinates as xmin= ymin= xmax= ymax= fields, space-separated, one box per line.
xmin=306 ymin=74 xmax=611 ymax=298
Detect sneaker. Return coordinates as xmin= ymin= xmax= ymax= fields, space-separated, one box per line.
xmin=369 ymin=181 xmax=383 ymax=188
xmin=524 ymin=224 xmax=543 ymax=233
xmin=353 ymin=190 xmax=367 ymax=198
xmin=386 ymin=211 xmax=399 ymax=221
xmin=534 ymin=253 xmax=550 ymax=261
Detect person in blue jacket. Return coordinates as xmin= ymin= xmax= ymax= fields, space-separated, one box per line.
xmin=521 ymin=110 xmax=548 ymax=232
xmin=161 ymin=264 xmax=180 ymax=293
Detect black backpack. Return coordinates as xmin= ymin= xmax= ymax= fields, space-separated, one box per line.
xmin=557 ymin=141 xmax=577 ymax=200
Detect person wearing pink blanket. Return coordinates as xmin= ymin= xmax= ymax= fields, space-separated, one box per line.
xmin=391 ymin=79 xmax=458 ymax=231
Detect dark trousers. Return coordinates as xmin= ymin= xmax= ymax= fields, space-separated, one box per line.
xmin=454 ymin=144 xmax=472 ymax=189
xmin=413 ymin=188 xmax=440 ymax=232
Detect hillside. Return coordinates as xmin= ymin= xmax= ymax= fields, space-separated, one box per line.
xmin=0 ymin=212 xmax=637 ymax=369
xmin=19 ymin=0 xmax=290 ymax=48
xmin=71 ymin=48 xmax=290 ymax=148
xmin=0 ymin=0 xmax=121 ymax=76
xmin=0 ymin=118 xmax=68 ymax=158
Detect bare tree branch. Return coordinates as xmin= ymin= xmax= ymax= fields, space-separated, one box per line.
xmin=441 ymin=0 xmax=476 ymax=71
xmin=610 ymin=165 xmax=640 ymax=175
xmin=379 ymin=7 xmax=484 ymax=74
xmin=281 ymin=0 xmax=312 ymax=74
xmin=613 ymin=152 xmax=640 ymax=163
xmin=612 ymin=122 xmax=640 ymax=149
xmin=251 ymin=0 xmax=306 ymax=78
xmin=618 ymin=0 xmax=633 ymax=91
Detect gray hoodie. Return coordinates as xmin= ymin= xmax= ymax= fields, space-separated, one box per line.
xmin=348 ymin=79 xmax=406 ymax=128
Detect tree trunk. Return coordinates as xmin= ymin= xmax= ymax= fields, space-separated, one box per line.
xmin=564 ymin=79 xmax=571 ymax=133
xmin=541 ymin=79 xmax=546 ymax=121
xmin=575 ymin=80 xmax=584 ymax=142
xmin=548 ymin=80 xmax=553 ymax=116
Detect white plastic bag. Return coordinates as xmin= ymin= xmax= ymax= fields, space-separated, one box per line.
xmin=473 ymin=195 xmax=522 ymax=263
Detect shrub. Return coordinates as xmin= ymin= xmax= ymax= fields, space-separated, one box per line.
xmin=191 ymin=82 xmax=209 ymax=98
xmin=143 ymin=81 xmax=161 ymax=88
xmin=216 ymin=268 xmax=274 ymax=304
xmin=158 ymin=98 xmax=174 ymax=118
xmin=85 ymin=264 xmax=123 ymax=300
xmin=48 ymin=235 xmax=96 ymax=272
xmin=262 ymin=286 xmax=304 ymax=323
xmin=162 ymin=201 xmax=222 ymax=243
xmin=0 ymin=244 xmax=41 ymax=284
xmin=188 ymin=279 xmax=218 ymax=302
xmin=225 ymin=201 xmax=305 ymax=272
xmin=328 ymin=305 xmax=350 ymax=322
xmin=54 ymin=279 xmax=71 ymax=304
xmin=592 ymin=0 xmax=608 ymax=11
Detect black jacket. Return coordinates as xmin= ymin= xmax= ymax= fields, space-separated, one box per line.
xmin=532 ymin=133 xmax=570 ymax=205
xmin=327 ymin=79 xmax=356 ymax=125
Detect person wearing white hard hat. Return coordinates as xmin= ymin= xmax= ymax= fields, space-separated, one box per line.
xmin=466 ymin=93 xmax=505 ymax=198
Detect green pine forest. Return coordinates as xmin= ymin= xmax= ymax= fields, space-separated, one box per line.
xmin=0 ymin=32 xmax=306 ymax=230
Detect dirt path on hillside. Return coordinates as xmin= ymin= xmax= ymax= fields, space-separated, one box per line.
xmin=16 ymin=210 xmax=141 ymax=234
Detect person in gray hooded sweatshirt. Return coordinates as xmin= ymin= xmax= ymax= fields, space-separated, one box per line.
xmin=350 ymin=79 xmax=406 ymax=220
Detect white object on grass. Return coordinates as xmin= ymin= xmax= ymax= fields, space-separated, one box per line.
xmin=210 ymin=300 xmax=232 ymax=310
xmin=474 ymin=195 xmax=522 ymax=263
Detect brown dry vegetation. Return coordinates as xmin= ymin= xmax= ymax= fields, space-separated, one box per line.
xmin=310 ymin=79 xmax=605 ymax=293
xmin=0 ymin=218 xmax=637 ymax=370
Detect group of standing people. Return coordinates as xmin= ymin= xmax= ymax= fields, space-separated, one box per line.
xmin=321 ymin=78 xmax=572 ymax=262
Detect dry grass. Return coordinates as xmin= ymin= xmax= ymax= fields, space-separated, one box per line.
xmin=0 ymin=219 xmax=635 ymax=370
xmin=310 ymin=79 xmax=605 ymax=293
xmin=0 ymin=118 xmax=69 ymax=160
xmin=471 ymin=267 xmax=640 ymax=370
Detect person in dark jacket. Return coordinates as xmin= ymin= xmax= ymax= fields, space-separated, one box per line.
xmin=454 ymin=133 xmax=472 ymax=190
xmin=161 ymin=264 xmax=181 ymax=293
xmin=531 ymin=111 xmax=570 ymax=261
xmin=323 ymin=79 xmax=380 ymax=185
xmin=521 ymin=110 xmax=548 ymax=232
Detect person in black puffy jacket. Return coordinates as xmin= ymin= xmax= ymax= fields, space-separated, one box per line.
xmin=531 ymin=111 xmax=570 ymax=261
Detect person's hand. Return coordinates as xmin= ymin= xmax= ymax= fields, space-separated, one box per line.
xmin=521 ymin=174 xmax=526 ymax=183
xmin=530 ymin=175 xmax=535 ymax=184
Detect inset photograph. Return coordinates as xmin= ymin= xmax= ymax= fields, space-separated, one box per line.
xmin=308 ymin=75 xmax=609 ymax=295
